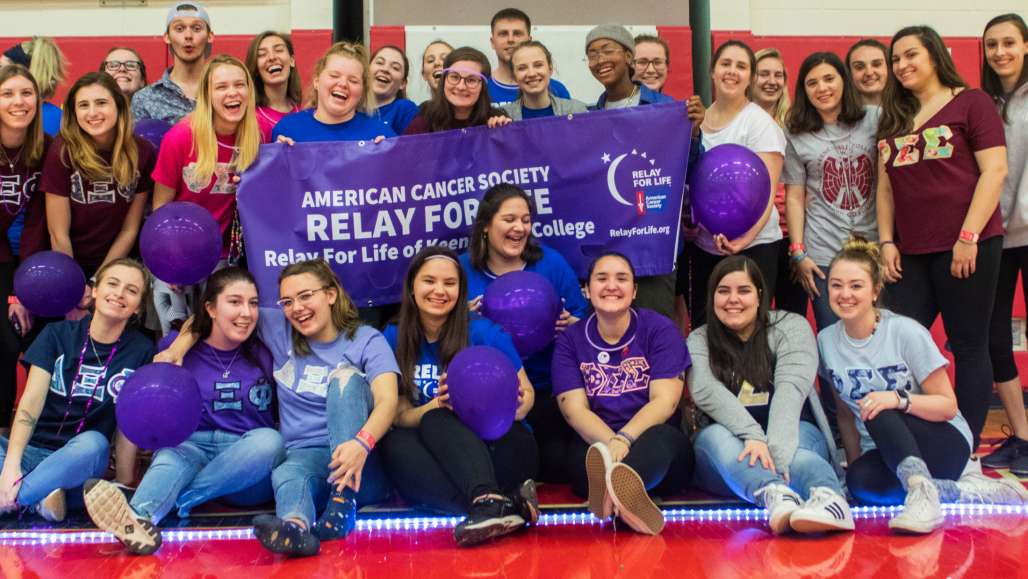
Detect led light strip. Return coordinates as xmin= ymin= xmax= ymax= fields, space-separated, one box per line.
xmin=0 ymin=504 xmax=1024 ymax=546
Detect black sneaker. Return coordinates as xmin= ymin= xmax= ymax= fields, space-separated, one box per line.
xmin=313 ymin=488 xmax=356 ymax=541
xmin=512 ymin=480 xmax=540 ymax=526
xmin=1011 ymin=453 xmax=1028 ymax=477
xmin=981 ymin=434 xmax=1028 ymax=469
xmin=253 ymin=515 xmax=321 ymax=557
xmin=453 ymin=495 xmax=525 ymax=547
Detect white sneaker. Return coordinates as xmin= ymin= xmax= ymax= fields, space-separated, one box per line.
xmin=585 ymin=442 xmax=614 ymax=519
xmin=789 ymin=487 xmax=855 ymax=534
xmin=956 ymin=473 xmax=1028 ymax=505
xmin=754 ymin=483 xmax=803 ymax=535
xmin=889 ymin=476 xmax=944 ymax=534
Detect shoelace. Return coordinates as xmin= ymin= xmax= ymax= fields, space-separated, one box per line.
xmin=904 ymin=480 xmax=938 ymax=514
xmin=754 ymin=485 xmax=796 ymax=509
xmin=805 ymin=487 xmax=839 ymax=509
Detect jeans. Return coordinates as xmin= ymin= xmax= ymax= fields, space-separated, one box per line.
xmin=130 ymin=428 xmax=285 ymax=523
xmin=0 ymin=431 xmax=109 ymax=508
xmin=380 ymin=410 xmax=539 ymax=514
xmin=271 ymin=371 xmax=391 ymax=526
xmin=568 ymin=423 xmax=694 ymax=498
xmin=692 ymin=421 xmax=842 ymax=503
xmin=886 ymin=236 xmax=1002 ymax=448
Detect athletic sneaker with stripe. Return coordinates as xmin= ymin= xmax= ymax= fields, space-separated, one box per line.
xmin=788 ymin=486 xmax=855 ymax=533
xmin=754 ymin=483 xmax=803 ymax=535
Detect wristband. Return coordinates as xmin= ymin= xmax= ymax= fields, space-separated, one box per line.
xmin=7 ymin=296 xmax=19 ymax=305
xmin=958 ymin=230 xmax=979 ymax=244
xmin=355 ymin=429 xmax=376 ymax=450
xmin=353 ymin=437 xmax=371 ymax=453
xmin=610 ymin=434 xmax=631 ymax=447
xmin=879 ymin=240 xmax=896 ymax=247
xmin=616 ymin=430 xmax=636 ymax=445
xmin=789 ymin=251 xmax=809 ymax=264
xmin=788 ymin=242 xmax=806 ymax=254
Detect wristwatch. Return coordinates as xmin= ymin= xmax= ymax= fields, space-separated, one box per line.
xmin=896 ymin=389 xmax=911 ymax=413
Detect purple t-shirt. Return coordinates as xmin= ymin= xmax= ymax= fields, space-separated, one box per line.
xmin=551 ymin=308 xmax=691 ymax=431
xmin=184 ymin=341 xmax=276 ymax=434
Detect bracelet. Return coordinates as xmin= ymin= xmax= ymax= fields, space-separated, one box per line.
xmin=788 ymin=242 xmax=806 ymax=254
xmin=6 ymin=296 xmax=19 ymax=305
xmin=789 ymin=251 xmax=809 ymax=264
xmin=879 ymin=240 xmax=896 ymax=247
xmin=355 ymin=429 xmax=376 ymax=450
xmin=616 ymin=430 xmax=636 ymax=445
xmin=353 ymin=437 xmax=372 ymax=453
xmin=610 ymin=434 xmax=631 ymax=447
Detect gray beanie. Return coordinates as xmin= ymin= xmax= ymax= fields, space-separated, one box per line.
xmin=585 ymin=25 xmax=634 ymax=53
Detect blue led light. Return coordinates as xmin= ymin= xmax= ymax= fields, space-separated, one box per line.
xmin=0 ymin=503 xmax=1024 ymax=546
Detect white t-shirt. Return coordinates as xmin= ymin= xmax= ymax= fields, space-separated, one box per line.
xmin=696 ymin=102 xmax=787 ymax=253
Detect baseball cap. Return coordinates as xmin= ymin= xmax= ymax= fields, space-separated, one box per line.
xmin=166 ymin=2 xmax=211 ymax=30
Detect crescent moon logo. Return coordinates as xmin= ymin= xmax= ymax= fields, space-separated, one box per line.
xmin=606 ymin=153 xmax=632 ymax=206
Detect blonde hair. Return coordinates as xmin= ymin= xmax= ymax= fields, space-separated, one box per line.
xmin=308 ymin=41 xmax=377 ymax=116
xmin=0 ymin=65 xmax=46 ymax=167
xmin=189 ymin=55 xmax=261 ymax=185
xmin=59 ymin=72 xmax=139 ymax=188
xmin=25 ymin=37 xmax=67 ymax=100
xmin=829 ymin=235 xmax=884 ymax=295
xmin=754 ymin=48 xmax=790 ymax=127
xmin=278 ymin=259 xmax=360 ymax=357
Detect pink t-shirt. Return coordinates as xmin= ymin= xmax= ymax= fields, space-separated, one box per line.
xmin=879 ymin=89 xmax=1005 ymax=254
xmin=152 ymin=121 xmax=246 ymax=254
xmin=256 ymin=105 xmax=300 ymax=141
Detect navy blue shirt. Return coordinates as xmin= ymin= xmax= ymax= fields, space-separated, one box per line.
xmin=520 ymin=105 xmax=555 ymax=119
xmin=488 ymin=77 xmax=571 ymax=106
xmin=271 ymin=109 xmax=397 ymax=143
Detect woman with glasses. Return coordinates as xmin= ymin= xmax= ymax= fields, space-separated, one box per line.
xmin=633 ymin=35 xmax=670 ymax=93
xmin=404 ymin=47 xmax=510 ymax=134
xmin=158 ymin=259 xmax=399 ymax=557
xmin=500 ymin=41 xmax=588 ymax=121
xmin=99 ymin=48 xmax=147 ymax=100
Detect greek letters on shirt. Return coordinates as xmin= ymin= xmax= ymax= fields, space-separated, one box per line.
xmin=48 ymin=353 xmax=134 ymax=402
xmin=827 ymin=363 xmax=912 ymax=401
xmin=878 ymin=125 xmax=956 ymax=168
xmin=69 ymin=170 xmax=139 ymax=204
xmin=182 ymin=160 xmax=238 ymax=195
xmin=212 ymin=378 xmax=274 ymax=413
xmin=580 ymin=356 xmax=651 ymax=397
xmin=0 ymin=171 xmax=39 ymax=209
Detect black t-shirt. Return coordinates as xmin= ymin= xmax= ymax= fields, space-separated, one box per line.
xmin=23 ymin=316 xmax=155 ymax=450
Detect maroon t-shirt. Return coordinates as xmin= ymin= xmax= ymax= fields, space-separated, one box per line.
xmin=41 ymin=135 xmax=156 ymax=269
xmin=0 ymin=136 xmax=51 ymax=262
xmin=878 ymin=89 xmax=1005 ymax=254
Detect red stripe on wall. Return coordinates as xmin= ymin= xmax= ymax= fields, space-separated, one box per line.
xmin=656 ymin=26 xmax=693 ymax=100
xmin=369 ymin=26 xmax=406 ymax=53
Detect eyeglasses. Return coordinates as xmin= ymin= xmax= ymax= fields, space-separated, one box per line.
xmin=442 ymin=69 xmax=485 ymax=88
xmin=104 ymin=60 xmax=142 ymax=72
xmin=634 ymin=58 xmax=668 ymax=70
xmin=276 ymin=286 xmax=330 ymax=310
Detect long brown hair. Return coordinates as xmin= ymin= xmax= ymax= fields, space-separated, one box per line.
xmin=703 ymin=256 xmax=774 ymax=395
xmin=278 ymin=260 xmax=360 ymax=357
xmin=191 ymin=266 xmax=271 ymax=382
xmin=877 ymin=26 xmax=967 ymax=139
xmin=468 ymin=184 xmax=543 ymax=272
xmin=786 ymin=52 xmax=867 ymax=134
xmin=711 ymin=40 xmax=757 ymax=101
xmin=981 ymin=13 xmax=1028 ymax=123
xmin=246 ymin=31 xmax=303 ymax=109
xmin=0 ymin=65 xmax=46 ymax=167
xmin=423 ymin=47 xmax=502 ymax=132
xmin=59 ymin=72 xmax=139 ymax=188
xmin=394 ymin=246 xmax=470 ymax=400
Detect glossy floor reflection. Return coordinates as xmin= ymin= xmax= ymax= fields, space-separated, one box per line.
xmin=1 ymin=510 xmax=1025 ymax=578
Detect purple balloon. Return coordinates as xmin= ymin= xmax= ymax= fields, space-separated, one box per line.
xmin=116 ymin=362 xmax=202 ymax=450
xmin=689 ymin=144 xmax=771 ymax=240
xmin=134 ymin=119 xmax=172 ymax=150
xmin=446 ymin=346 xmax=519 ymax=440
xmin=481 ymin=271 xmax=561 ymax=356
xmin=140 ymin=201 xmax=221 ymax=285
xmin=13 ymin=251 xmax=86 ymax=318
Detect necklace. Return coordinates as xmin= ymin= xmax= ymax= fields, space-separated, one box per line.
xmin=0 ymin=144 xmax=23 ymax=172
xmin=209 ymin=342 xmax=241 ymax=378
xmin=56 ymin=329 xmax=119 ymax=438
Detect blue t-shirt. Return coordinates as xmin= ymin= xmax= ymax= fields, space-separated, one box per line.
xmin=817 ymin=309 xmax=974 ymax=453
xmin=487 ymin=77 xmax=571 ymax=107
xmin=42 ymin=102 xmax=62 ymax=137
xmin=258 ymin=308 xmax=399 ymax=448
xmin=459 ymin=244 xmax=589 ymax=391
xmin=383 ymin=316 xmax=523 ymax=407
xmin=185 ymin=341 xmax=276 ymax=434
xmin=520 ymin=105 xmax=555 ymax=119
xmin=271 ymin=109 xmax=397 ymax=143
xmin=375 ymin=98 xmax=419 ymax=135
xmin=23 ymin=317 xmax=155 ymax=450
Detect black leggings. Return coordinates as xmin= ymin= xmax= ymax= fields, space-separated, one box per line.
xmin=380 ymin=408 xmax=539 ymax=514
xmin=0 ymin=261 xmax=47 ymax=426
xmin=773 ymin=239 xmax=809 ymax=316
xmin=989 ymin=245 xmax=1028 ymax=383
xmin=847 ymin=410 xmax=969 ymax=506
xmin=886 ymin=236 xmax=1002 ymax=448
xmin=568 ymin=423 xmax=694 ymax=498
xmin=527 ymin=393 xmax=578 ymax=484
xmin=676 ymin=241 xmax=779 ymax=328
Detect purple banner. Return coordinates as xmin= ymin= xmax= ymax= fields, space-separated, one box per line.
xmin=238 ymin=102 xmax=691 ymax=307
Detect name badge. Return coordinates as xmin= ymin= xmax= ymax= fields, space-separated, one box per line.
xmin=738 ymin=380 xmax=770 ymax=407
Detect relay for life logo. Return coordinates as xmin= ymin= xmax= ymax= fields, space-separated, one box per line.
xmin=603 ymin=148 xmax=672 ymax=216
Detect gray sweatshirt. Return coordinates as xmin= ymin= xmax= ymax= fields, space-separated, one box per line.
xmin=687 ymin=311 xmax=841 ymax=477
xmin=501 ymin=94 xmax=590 ymax=121
xmin=1000 ymin=83 xmax=1028 ymax=249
